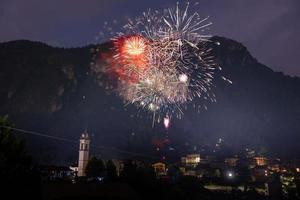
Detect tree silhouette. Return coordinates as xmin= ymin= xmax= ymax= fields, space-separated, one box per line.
xmin=85 ymin=156 xmax=105 ymax=178
xmin=167 ymin=164 xmax=182 ymax=182
xmin=0 ymin=116 xmax=41 ymax=199
xmin=120 ymin=160 xmax=138 ymax=181
xmin=106 ymin=160 xmax=117 ymax=181
xmin=0 ymin=116 xmax=31 ymax=180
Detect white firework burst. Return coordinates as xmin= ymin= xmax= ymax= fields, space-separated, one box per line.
xmin=92 ymin=2 xmax=231 ymax=125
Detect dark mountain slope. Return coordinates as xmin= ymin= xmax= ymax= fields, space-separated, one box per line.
xmin=0 ymin=37 xmax=299 ymax=162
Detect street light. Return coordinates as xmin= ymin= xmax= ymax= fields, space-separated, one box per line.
xmin=227 ymin=171 xmax=234 ymax=179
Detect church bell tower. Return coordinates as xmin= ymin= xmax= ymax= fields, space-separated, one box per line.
xmin=78 ymin=130 xmax=90 ymax=177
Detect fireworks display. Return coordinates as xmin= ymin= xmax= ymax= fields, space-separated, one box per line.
xmin=92 ymin=2 xmax=231 ymax=126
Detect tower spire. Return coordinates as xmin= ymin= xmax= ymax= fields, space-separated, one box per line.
xmin=78 ymin=130 xmax=90 ymax=177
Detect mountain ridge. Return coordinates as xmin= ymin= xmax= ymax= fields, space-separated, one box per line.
xmin=1 ymin=36 xmax=300 ymax=162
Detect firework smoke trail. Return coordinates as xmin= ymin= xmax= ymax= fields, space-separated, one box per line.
xmin=92 ymin=2 xmax=231 ymax=126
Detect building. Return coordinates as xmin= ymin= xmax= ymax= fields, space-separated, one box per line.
xmin=39 ymin=165 xmax=74 ymax=181
xmin=245 ymin=148 xmax=256 ymax=158
xmin=181 ymin=154 xmax=200 ymax=168
xmin=268 ymin=164 xmax=280 ymax=172
xmin=152 ymin=162 xmax=167 ymax=176
xmin=78 ymin=131 xmax=90 ymax=177
xmin=254 ymin=156 xmax=268 ymax=166
xmin=225 ymin=158 xmax=239 ymax=167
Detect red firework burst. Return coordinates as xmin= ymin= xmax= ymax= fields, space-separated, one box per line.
xmin=112 ymin=35 xmax=149 ymax=83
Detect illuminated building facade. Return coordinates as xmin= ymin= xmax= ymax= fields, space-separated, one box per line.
xmin=152 ymin=162 xmax=166 ymax=176
xmin=181 ymin=154 xmax=200 ymax=167
xmin=254 ymin=156 xmax=268 ymax=166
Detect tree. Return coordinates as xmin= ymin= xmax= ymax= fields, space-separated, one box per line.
xmin=85 ymin=156 xmax=105 ymax=178
xmin=0 ymin=116 xmax=31 ymax=180
xmin=120 ymin=160 xmax=138 ymax=181
xmin=106 ymin=160 xmax=118 ymax=181
xmin=167 ymin=164 xmax=182 ymax=182
xmin=213 ymin=168 xmax=221 ymax=178
xmin=0 ymin=116 xmax=41 ymax=199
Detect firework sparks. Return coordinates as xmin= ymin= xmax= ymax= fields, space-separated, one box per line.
xmin=123 ymin=36 xmax=147 ymax=56
xmin=164 ymin=116 xmax=170 ymax=129
xmin=92 ymin=2 xmax=231 ymax=125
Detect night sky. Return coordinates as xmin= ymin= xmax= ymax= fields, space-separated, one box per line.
xmin=0 ymin=0 xmax=299 ymax=76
